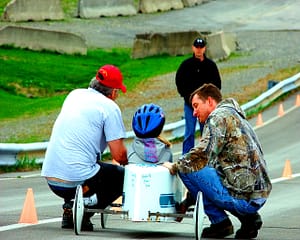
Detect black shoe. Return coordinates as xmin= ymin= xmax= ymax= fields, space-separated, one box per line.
xmin=175 ymin=192 xmax=196 ymax=222
xmin=175 ymin=201 xmax=188 ymax=222
xmin=61 ymin=204 xmax=74 ymax=229
xmin=201 ymin=218 xmax=234 ymax=238
xmin=81 ymin=213 xmax=94 ymax=231
xmin=81 ymin=219 xmax=93 ymax=231
xmin=235 ymin=213 xmax=263 ymax=239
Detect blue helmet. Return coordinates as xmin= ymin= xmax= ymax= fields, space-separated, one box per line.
xmin=132 ymin=103 xmax=165 ymax=138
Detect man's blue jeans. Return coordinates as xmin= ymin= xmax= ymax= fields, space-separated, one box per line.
xmin=182 ymin=102 xmax=203 ymax=155
xmin=179 ymin=166 xmax=265 ymax=224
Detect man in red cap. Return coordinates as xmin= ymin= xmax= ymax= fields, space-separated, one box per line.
xmin=42 ymin=64 xmax=128 ymax=231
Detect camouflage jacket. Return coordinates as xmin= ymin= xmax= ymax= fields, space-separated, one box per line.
xmin=173 ymin=98 xmax=272 ymax=200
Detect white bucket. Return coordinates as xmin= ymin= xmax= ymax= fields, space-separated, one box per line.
xmin=122 ymin=164 xmax=183 ymax=222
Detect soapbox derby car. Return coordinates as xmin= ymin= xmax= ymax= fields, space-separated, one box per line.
xmin=73 ymin=163 xmax=205 ymax=239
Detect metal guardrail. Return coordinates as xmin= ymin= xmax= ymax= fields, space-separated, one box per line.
xmin=241 ymin=72 xmax=300 ymax=112
xmin=0 ymin=142 xmax=48 ymax=166
xmin=0 ymin=72 xmax=299 ymax=166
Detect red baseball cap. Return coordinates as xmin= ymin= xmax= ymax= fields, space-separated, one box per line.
xmin=95 ymin=64 xmax=127 ymax=93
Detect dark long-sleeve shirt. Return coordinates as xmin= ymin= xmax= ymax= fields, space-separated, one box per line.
xmin=175 ymin=55 xmax=221 ymax=104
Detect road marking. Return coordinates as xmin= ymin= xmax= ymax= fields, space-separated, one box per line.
xmin=253 ymin=105 xmax=298 ymax=130
xmin=271 ymin=173 xmax=300 ymax=183
xmin=0 ymin=173 xmax=41 ymax=181
xmin=0 ymin=218 xmax=61 ymax=232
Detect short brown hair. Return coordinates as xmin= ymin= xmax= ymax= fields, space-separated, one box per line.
xmin=189 ymin=83 xmax=222 ymax=104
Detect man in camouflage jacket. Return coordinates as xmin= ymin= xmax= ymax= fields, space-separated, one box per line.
xmin=164 ymin=83 xmax=272 ymax=239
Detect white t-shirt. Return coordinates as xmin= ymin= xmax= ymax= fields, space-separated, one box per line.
xmin=41 ymin=88 xmax=126 ymax=182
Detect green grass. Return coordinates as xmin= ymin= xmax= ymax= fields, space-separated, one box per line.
xmin=0 ymin=46 xmax=187 ymax=121
xmin=0 ymin=0 xmax=9 ymax=15
xmin=0 ymin=89 xmax=66 ymax=119
xmin=0 ymin=155 xmax=41 ymax=173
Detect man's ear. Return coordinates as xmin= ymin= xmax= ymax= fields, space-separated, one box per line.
xmin=207 ymin=96 xmax=215 ymax=106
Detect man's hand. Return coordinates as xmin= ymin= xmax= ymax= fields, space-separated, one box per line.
xmin=112 ymin=158 xmax=128 ymax=166
xmin=162 ymin=162 xmax=177 ymax=175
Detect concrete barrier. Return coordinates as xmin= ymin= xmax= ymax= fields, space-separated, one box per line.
xmin=131 ymin=30 xmax=236 ymax=60
xmin=138 ymin=0 xmax=184 ymax=13
xmin=2 ymin=0 xmax=64 ymax=22
xmin=205 ymin=31 xmax=237 ymax=61
xmin=182 ymin=0 xmax=203 ymax=7
xmin=0 ymin=26 xmax=87 ymax=55
xmin=78 ymin=0 xmax=137 ymax=18
xmin=132 ymin=31 xmax=202 ymax=58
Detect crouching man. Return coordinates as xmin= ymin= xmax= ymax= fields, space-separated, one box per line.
xmin=163 ymin=83 xmax=272 ymax=239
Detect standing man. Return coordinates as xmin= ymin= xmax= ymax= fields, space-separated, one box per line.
xmin=41 ymin=64 xmax=128 ymax=231
xmin=164 ymin=84 xmax=272 ymax=239
xmin=175 ymin=37 xmax=221 ymax=155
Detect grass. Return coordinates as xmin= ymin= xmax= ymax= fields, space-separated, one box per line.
xmin=225 ymin=64 xmax=300 ymax=105
xmin=0 ymin=46 xmax=187 ymax=121
xmin=0 ymin=155 xmax=42 ymax=174
xmin=0 ymin=0 xmax=9 ymax=15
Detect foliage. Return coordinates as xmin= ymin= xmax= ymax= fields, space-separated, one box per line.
xmin=0 ymin=0 xmax=9 ymax=15
xmin=0 ymin=155 xmax=41 ymax=173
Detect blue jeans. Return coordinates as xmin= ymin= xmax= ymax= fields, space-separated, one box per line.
xmin=179 ymin=166 xmax=266 ymax=224
xmin=182 ymin=103 xmax=204 ymax=155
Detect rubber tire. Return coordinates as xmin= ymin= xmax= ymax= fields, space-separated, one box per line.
xmin=73 ymin=185 xmax=84 ymax=235
xmin=194 ymin=191 xmax=204 ymax=240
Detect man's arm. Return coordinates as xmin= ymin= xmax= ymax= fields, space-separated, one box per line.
xmin=175 ymin=62 xmax=189 ymax=97
xmin=108 ymin=139 xmax=128 ymax=165
xmin=163 ymin=162 xmax=177 ymax=175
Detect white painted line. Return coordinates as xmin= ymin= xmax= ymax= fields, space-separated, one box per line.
xmin=254 ymin=105 xmax=298 ymax=130
xmin=0 ymin=173 xmax=41 ymax=181
xmin=0 ymin=218 xmax=61 ymax=232
xmin=271 ymin=173 xmax=300 ymax=183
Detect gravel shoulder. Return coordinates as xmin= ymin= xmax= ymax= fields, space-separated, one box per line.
xmin=1 ymin=1 xmax=300 ymax=142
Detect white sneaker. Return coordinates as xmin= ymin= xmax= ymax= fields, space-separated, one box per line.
xmin=83 ymin=193 xmax=98 ymax=206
